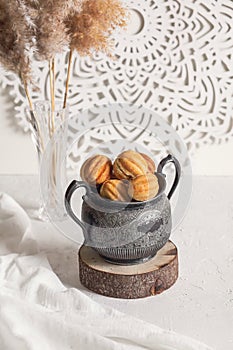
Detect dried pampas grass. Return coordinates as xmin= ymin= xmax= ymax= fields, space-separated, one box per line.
xmin=63 ymin=0 xmax=128 ymax=107
xmin=0 ymin=0 xmax=33 ymax=83
xmin=34 ymin=0 xmax=73 ymax=130
xmin=0 ymin=0 xmax=39 ymax=109
xmin=0 ymin=0 xmax=128 ymax=118
xmin=35 ymin=0 xmax=82 ymax=61
xmin=67 ymin=0 xmax=127 ymax=56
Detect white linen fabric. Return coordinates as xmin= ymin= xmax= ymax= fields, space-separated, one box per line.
xmin=0 ymin=193 xmax=212 ymax=350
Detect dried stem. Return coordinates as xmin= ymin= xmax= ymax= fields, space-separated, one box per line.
xmin=49 ymin=59 xmax=55 ymax=135
xmin=23 ymin=78 xmax=45 ymax=152
xmin=52 ymin=57 xmax=56 ymax=130
xmin=23 ymin=79 xmax=33 ymax=110
xmin=63 ymin=49 xmax=73 ymax=109
xmin=52 ymin=57 xmax=55 ymax=99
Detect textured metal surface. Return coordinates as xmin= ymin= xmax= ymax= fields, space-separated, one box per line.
xmin=81 ymin=193 xmax=171 ymax=263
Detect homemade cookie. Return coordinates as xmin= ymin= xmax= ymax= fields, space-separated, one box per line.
xmin=130 ymin=173 xmax=159 ymax=201
xmin=80 ymin=155 xmax=112 ymax=186
xmin=113 ymin=150 xmax=148 ymax=180
xmin=100 ymin=179 xmax=132 ymax=202
xmin=140 ymin=153 xmax=156 ymax=173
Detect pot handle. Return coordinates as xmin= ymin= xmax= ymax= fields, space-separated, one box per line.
xmin=157 ymin=154 xmax=181 ymax=200
xmin=65 ymin=180 xmax=90 ymax=232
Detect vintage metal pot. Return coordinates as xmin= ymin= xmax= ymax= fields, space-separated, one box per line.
xmin=65 ymin=154 xmax=181 ymax=265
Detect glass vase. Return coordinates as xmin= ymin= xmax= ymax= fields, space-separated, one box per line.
xmin=27 ymin=101 xmax=69 ymax=221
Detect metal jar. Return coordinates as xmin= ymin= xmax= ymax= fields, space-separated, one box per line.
xmin=65 ymin=154 xmax=181 ymax=265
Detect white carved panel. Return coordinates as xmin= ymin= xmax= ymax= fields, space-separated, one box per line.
xmin=0 ymin=0 xmax=233 ymax=152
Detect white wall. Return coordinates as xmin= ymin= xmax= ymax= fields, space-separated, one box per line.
xmin=0 ymin=86 xmax=38 ymax=174
xmin=0 ymin=84 xmax=233 ymax=175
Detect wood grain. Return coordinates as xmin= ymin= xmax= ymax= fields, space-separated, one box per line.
xmin=78 ymin=241 xmax=178 ymax=299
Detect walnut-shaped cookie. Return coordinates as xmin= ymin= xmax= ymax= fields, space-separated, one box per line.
xmin=80 ymin=155 xmax=112 ymax=186
xmin=130 ymin=173 xmax=159 ymax=201
xmin=140 ymin=153 xmax=156 ymax=173
xmin=100 ymin=179 xmax=132 ymax=202
xmin=113 ymin=150 xmax=148 ymax=180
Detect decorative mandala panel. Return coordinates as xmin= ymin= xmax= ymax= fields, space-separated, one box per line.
xmin=0 ymin=0 xmax=233 ymax=152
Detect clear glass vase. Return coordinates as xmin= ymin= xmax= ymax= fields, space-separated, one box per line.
xmin=27 ymin=101 xmax=69 ymax=221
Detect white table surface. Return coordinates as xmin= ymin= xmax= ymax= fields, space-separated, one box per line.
xmin=0 ymin=175 xmax=232 ymax=350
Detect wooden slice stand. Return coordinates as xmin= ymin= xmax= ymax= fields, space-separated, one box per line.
xmin=79 ymin=241 xmax=178 ymax=299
